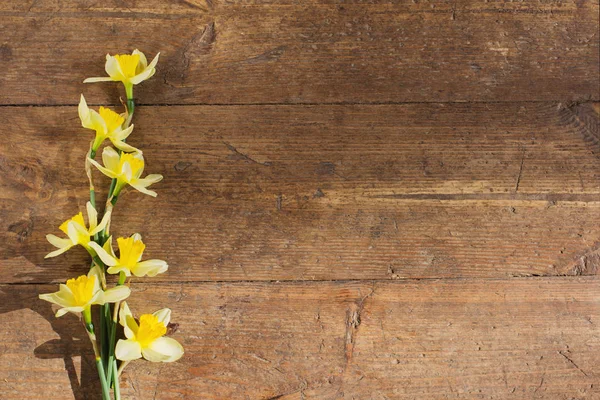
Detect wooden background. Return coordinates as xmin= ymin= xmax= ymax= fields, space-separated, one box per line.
xmin=0 ymin=0 xmax=599 ymax=398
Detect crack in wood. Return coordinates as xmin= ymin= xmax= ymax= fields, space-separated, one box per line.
xmin=514 ymin=147 xmax=526 ymax=192
xmin=223 ymin=141 xmax=272 ymax=166
xmin=558 ymin=350 xmax=588 ymax=377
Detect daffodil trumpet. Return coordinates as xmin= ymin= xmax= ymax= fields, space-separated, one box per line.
xmin=79 ymin=94 xmax=140 ymax=156
xmin=88 ymin=147 xmax=163 ymax=199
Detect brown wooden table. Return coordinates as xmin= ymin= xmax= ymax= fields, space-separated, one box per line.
xmin=0 ymin=1 xmax=598 ymax=398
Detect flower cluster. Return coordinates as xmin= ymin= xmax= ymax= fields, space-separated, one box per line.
xmin=39 ymin=50 xmax=182 ymax=400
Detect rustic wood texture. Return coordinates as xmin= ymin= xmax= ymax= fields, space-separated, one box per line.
xmin=1 ymin=0 xmax=599 ymax=398
xmin=0 ymin=0 xmax=598 ymax=105
xmin=1 ymin=278 xmax=599 ymax=399
xmin=1 ymin=103 xmax=599 ymax=283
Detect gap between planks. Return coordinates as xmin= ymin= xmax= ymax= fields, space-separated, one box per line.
xmin=0 ymin=100 xmax=598 ymax=108
xmin=3 ymin=275 xmax=599 ymax=287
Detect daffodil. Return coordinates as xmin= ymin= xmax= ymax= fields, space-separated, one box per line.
xmin=115 ymin=302 xmax=183 ymax=362
xmin=89 ymin=233 xmax=168 ymax=278
xmin=83 ymin=50 xmax=160 ymax=98
xmin=46 ymin=202 xmax=111 ymax=258
xmin=88 ymin=147 xmax=163 ymax=197
xmin=78 ymin=94 xmax=139 ymax=154
xmin=39 ymin=265 xmax=131 ymax=318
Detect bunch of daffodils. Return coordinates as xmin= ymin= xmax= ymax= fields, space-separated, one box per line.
xmin=39 ymin=50 xmax=182 ymax=400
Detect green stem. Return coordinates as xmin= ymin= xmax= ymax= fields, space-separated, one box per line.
xmin=125 ymin=84 xmax=134 ymax=102
xmin=113 ymin=359 xmax=121 ymax=400
xmin=83 ymin=313 xmax=111 ymax=400
xmin=100 ymin=310 xmax=107 ymax=374
xmin=102 ymin=304 xmax=112 ymax=378
xmin=95 ymin=357 xmax=111 ymax=400
xmin=106 ymin=272 xmax=126 ymax=388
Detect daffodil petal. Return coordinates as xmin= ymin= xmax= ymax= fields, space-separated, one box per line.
xmin=90 ymin=209 xmax=112 ymax=235
xmin=119 ymin=301 xmax=133 ymax=328
xmin=129 ymin=184 xmax=158 ymax=197
xmin=107 ymin=266 xmax=132 ymax=276
xmin=134 ymin=174 xmax=163 ymax=187
xmin=133 ymin=259 xmax=168 ymax=277
xmin=83 ymin=77 xmax=114 ymax=83
xmin=55 ymin=306 xmax=85 ymax=317
xmin=123 ymin=161 xmax=133 ymax=181
xmin=88 ymin=157 xmax=117 ymax=179
xmin=45 ymin=245 xmax=73 ymax=258
xmin=39 ymin=290 xmax=71 ymax=308
xmin=143 ymin=337 xmax=184 ymax=362
xmin=90 ymin=109 xmax=108 ymax=137
xmin=129 ymin=52 xmax=159 ymax=85
xmin=132 ymin=152 xmax=145 ymax=177
xmin=152 ymin=308 xmax=171 ymax=326
xmin=88 ymin=242 xmax=117 ymax=266
xmin=102 ymin=146 xmax=121 ymax=171
xmin=88 ymin=264 xmax=105 ymax=291
xmin=114 ymin=124 xmax=134 ymax=141
xmin=46 ymin=234 xmax=72 ymax=249
xmin=103 ymin=286 xmax=131 ymax=303
xmin=57 ymin=283 xmax=76 ymax=303
xmin=130 ymin=67 xmax=155 ymax=85
xmin=115 ymin=339 xmax=142 ymax=361
xmin=89 ymin=289 xmax=104 ymax=306
xmin=147 ymin=52 xmax=160 ymax=70
xmin=119 ymin=302 xmax=139 ymax=339
xmin=103 ymin=237 xmax=117 ymax=258
xmin=132 ymin=49 xmax=148 ymax=68
xmin=66 ymin=222 xmax=84 ymax=245
xmin=86 ymin=201 xmax=98 ymax=231
xmin=78 ymin=94 xmax=94 ymax=129
xmin=105 ymin=55 xmax=125 ymax=81
xmin=112 ymin=140 xmax=140 ymax=153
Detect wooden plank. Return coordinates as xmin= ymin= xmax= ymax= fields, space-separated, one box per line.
xmin=0 ymin=0 xmax=597 ymax=105
xmin=1 ymin=103 xmax=599 ymax=283
xmin=1 ymin=0 xmax=594 ymax=14
xmin=0 ymin=278 xmax=598 ymax=398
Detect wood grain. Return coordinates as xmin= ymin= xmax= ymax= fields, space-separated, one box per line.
xmin=0 ymin=0 xmax=597 ymax=105
xmin=1 ymin=103 xmax=599 ymax=284
xmin=1 ymin=278 xmax=598 ymax=399
xmin=1 ymin=1 xmax=598 ymax=398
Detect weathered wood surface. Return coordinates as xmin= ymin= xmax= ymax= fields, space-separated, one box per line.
xmin=1 ymin=103 xmax=599 ymax=284
xmin=0 ymin=0 xmax=598 ymax=105
xmin=1 ymin=0 xmax=599 ymax=398
xmin=1 ymin=278 xmax=598 ymax=399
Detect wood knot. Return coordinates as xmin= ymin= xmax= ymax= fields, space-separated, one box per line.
xmin=8 ymin=219 xmax=34 ymax=242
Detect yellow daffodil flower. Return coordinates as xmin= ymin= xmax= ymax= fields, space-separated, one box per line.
xmin=46 ymin=202 xmax=112 ymax=258
xmin=39 ymin=265 xmax=131 ymax=317
xmin=89 ymin=233 xmax=168 ymax=277
xmin=83 ymin=50 xmax=160 ymax=98
xmin=115 ymin=302 xmax=183 ymax=362
xmin=88 ymin=147 xmax=163 ymax=197
xmin=78 ymin=94 xmax=139 ymax=154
